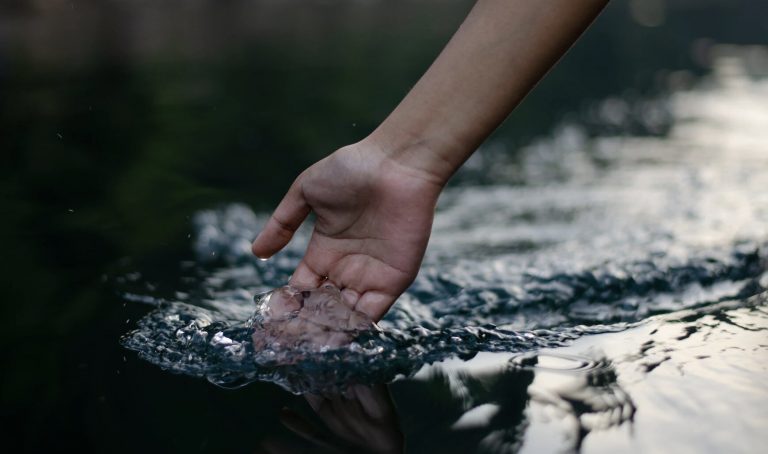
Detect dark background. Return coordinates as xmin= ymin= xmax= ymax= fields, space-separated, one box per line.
xmin=1 ymin=0 xmax=766 ymax=451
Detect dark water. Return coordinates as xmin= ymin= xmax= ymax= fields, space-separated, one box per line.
xmin=3 ymin=1 xmax=768 ymax=453
xmin=121 ymin=55 xmax=768 ymax=451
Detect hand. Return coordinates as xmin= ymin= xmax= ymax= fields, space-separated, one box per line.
xmin=251 ymin=140 xmax=442 ymax=321
xmin=251 ymin=0 xmax=609 ymax=321
xmin=251 ymin=284 xmax=376 ymax=355
xmin=279 ymin=385 xmax=403 ymax=454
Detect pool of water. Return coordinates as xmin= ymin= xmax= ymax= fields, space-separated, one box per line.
xmin=3 ymin=1 xmax=768 ymax=452
xmin=120 ymin=56 xmax=768 ymax=452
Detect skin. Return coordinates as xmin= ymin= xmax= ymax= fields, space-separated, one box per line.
xmin=252 ymin=284 xmax=375 ymax=351
xmin=252 ymin=0 xmax=609 ymax=321
xmin=260 ymin=385 xmax=403 ymax=454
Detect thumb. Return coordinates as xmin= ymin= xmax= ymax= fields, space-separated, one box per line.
xmin=252 ymin=176 xmax=311 ymax=259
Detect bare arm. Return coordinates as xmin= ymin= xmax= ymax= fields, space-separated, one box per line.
xmin=252 ymin=0 xmax=608 ymax=320
xmin=372 ymin=0 xmax=608 ymax=183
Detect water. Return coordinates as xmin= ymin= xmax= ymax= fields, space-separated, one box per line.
xmin=4 ymin=1 xmax=767 ymax=450
xmin=119 ymin=54 xmax=768 ymax=451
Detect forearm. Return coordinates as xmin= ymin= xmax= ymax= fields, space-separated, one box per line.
xmin=367 ymin=0 xmax=608 ymax=185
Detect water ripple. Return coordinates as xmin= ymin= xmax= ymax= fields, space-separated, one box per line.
xmin=122 ymin=67 xmax=768 ymax=395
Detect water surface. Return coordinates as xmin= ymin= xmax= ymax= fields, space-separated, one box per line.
xmin=122 ymin=55 xmax=768 ymax=452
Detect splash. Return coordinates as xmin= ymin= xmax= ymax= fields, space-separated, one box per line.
xmin=121 ymin=57 xmax=768 ymax=394
xmin=250 ymin=285 xmax=377 ymax=362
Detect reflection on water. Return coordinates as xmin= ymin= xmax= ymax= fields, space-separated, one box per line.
xmin=264 ymin=293 xmax=766 ymax=453
xmin=121 ymin=53 xmax=768 ymax=451
xmin=545 ymin=297 xmax=768 ymax=454
xmin=407 ymin=350 xmax=633 ymax=453
xmin=263 ymin=385 xmax=404 ymax=454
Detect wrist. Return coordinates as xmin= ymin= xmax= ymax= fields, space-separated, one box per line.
xmin=362 ymin=124 xmax=470 ymax=188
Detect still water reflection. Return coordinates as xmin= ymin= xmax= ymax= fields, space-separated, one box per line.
xmin=262 ymin=385 xmax=404 ymax=454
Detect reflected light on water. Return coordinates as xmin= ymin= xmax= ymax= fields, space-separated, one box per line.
xmin=121 ymin=48 xmax=768 ymax=452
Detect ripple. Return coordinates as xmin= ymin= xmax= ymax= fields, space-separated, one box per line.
xmin=121 ymin=70 xmax=768 ymax=394
xmin=508 ymin=352 xmax=606 ymax=373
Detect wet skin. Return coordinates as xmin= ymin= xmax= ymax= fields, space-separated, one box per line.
xmin=251 ymin=284 xmax=377 ymax=353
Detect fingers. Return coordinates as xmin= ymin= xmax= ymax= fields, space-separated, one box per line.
xmin=354 ymin=291 xmax=396 ymax=322
xmin=341 ymin=288 xmax=360 ymax=308
xmin=288 ymin=231 xmax=344 ymax=288
xmin=304 ymin=394 xmax=325 ymax=414
xmin=278 ymin=407 xmax=337 ymax=451
xmin=289 ymin=261 xmax=325 ymax=289
xmin=252 ymin=176 xmax=311 ymax=259
xmin=264 ymin=287 xmax=303 ymax=317
xmin=352 ymin=384 xmax=395 ymax=421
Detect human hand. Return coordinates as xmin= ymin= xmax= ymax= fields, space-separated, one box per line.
xmin=251 ymin=140 xmax=443 ymax=321
xmin=251 ymin=284 xmax=375 ymax=355
xmin=251 ymin=0 xmax=608 ymax=320
xmin=279 ymin=385 xmax=403 ymax=454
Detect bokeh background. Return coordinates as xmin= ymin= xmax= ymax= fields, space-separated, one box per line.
xmin=1 ymin=0 xmax=766 ymax=451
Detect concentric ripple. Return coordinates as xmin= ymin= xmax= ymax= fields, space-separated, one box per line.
xmin=508 ymin=352 xmax=606 ymax=372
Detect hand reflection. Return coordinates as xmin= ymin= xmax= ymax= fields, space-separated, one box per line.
xmin=264 ymin=384 xmax=403 ymax=454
